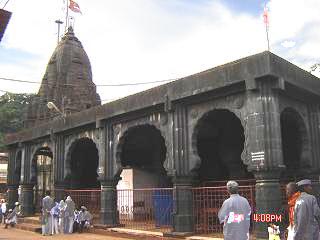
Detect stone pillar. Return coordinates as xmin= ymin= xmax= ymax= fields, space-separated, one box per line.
xmin=254 ymin=171 xmax=282 ymax=239
xmin=54 ymin=182 xmax=66 ymax=201
xmin=100 ymin=179 xmax=118 ymax=226
xmin=7 ymin=184 xmax=19 ymax=209
xmin=20 ymin=183 xmax=35 ymax=216
xmin=172 ymin=176 xmax=194 ymax=234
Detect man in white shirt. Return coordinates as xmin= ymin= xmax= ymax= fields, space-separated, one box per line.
xmin=218 ymin=181 xmax=251 ymax=240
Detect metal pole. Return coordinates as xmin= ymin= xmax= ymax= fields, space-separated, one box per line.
xmin=55 ymin=20 xmax=63 ymax=45
xmin=266 ymin=24 xmax=270 ymax=51
xmin=65 ymin=0 xmax=69 ymax=32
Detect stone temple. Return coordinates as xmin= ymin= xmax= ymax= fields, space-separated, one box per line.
xmin=5 ymin=27 xmax=320 ymax=238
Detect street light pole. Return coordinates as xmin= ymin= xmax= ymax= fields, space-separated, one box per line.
xmin=55 ymin=20 xmax=64 ymax=45
xmin=47 ymin=101 xmax=66 ymax=122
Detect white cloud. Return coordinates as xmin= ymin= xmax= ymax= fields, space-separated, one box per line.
xmin=281 ymin=40 xmax=296 ymax=48
xmin=1 ymin=0 xmax=320 ymax=101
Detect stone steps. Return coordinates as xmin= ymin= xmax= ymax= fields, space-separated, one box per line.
xmin=15 ymin=222 xmax=41 ymax=233
xmin=16 ymin=216 xmax=182 ymax=239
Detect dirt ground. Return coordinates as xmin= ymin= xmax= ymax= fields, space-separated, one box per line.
xmin=0 ymin=228 xmax=130 ymax=240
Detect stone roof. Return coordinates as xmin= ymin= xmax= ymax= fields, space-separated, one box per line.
xmin=6 ymin=51 xmax=320 ymax=145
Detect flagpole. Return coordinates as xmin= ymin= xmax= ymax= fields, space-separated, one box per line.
xmin=263 ymin=5 xmax=270 ymax=51
xmin=65 ymin=0 xmax=69 ymax=32
xmin=265 ymin=23 xmax=270 ymax=51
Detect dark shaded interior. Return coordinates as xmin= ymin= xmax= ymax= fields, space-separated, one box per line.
xmin=31 ymin=147 xmax=53 ymax=211
xmin=280 ymin=109 xmax=303 ymax=177
xmin=120 ymin=125 xmax=170 ymax=186
xmin=195 ymin=109 xmax=253 ymax=182
xmin=31 ymin=147 xmax=53 ymax=183
xmin=70 ymin=138 xmax=100 ymax=189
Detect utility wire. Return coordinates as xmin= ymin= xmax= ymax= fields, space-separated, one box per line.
xmin=0 ymin=77 xmax=177 ymax=87
xmin=2 ymin=0 xmax=10 ymax=9
xmin=0 ymin=89 xmax=123 ymax=103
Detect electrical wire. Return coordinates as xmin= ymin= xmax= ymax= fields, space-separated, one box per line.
xmin=2 ymin=0 xmax=10 ymax=9
xmin=0 ymin=89 xmax=120 ymax=103
xmin=0 ymin=77 xmax=177 ymax=87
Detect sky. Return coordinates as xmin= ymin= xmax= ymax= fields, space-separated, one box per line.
xmin=0 ymin=0 xmax=320 ymax=103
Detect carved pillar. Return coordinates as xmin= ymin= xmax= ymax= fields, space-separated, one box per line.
xmin=54 ymin=182 xmax=66 ymax=202
xmin=170 ymin=104 xmax=195 ymax=234
xmin=99 ymin=121 xmax=119 ymax=226
xmin=100 ymin=179 xmax=118 ymax=226
xmin=53 ymin=135 xmax=66 ymax=200
xmin=7 ymin=148 xmax=19 ymax=208
xmin=7 ymin=184 xmax=19 ymax=209
xmin=254 ymin=171 xmax=282 ymax=239
xmin=245 ymin=77 xmax=284 ymax=239
xmin=20 ymin=183 xmax=35 ymax=216
xmin=172 ymin=176 xmax=194 ymax=234
xmin=307 ymin=104 xmax=320 ymax=195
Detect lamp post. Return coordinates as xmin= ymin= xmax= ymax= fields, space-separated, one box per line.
xmin=47 ymin=101 xmax=66 ymax=122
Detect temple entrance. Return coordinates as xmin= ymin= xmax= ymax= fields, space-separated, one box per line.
xmin=116 ymin=124 xmax=172 ymax=231
xmin=118 ymin=125 xmax=169 ymax=184
xmin=67 ymin=138 xmax=100 ymax=189
xmin=194 ymin=109 xmax=253 ymax=183
xmin=192 ymin=109 xmax=254 ymax=233
xmin=280 ymin=108 xmax=308 ymax=179
xmin=31 ymin=147 xmax=53 ymax=210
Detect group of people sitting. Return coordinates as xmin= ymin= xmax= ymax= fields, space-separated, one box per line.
xmin=41 ymin=190 xmax=93 ymax=236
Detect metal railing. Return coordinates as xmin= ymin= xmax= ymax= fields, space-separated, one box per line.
xmin=117 ymin=188 xmax=173 ymax=232
xmin=192 ymin=185 xmax=255 ymax=234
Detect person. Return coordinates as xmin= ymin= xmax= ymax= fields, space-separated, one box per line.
xmin=65 ymin=196 xmax=75 ymax=234
xmin=268 ymin=223 xmax=281 ymax=240
xmin=4 ymin=209 xmax=17 ymax=228
xmin=0 ymin=200 xmax=3 ymax=224
xmin=50 ymin=202 xmax=60 ymax=235
xmin=73 ymin=208 xmax=80 ymax=233
xmin=218 ymin=180 xmax=251 ymax=240
xmin=0 ymin=199 xmax=6 ymax=224
xmin=285 ymin=182 xmax=300 ymax=240
xmin=42 ymin=191 xmax=54 ymax=236
xmin=4 ymin=202 xmax=20 ymax=229
xmin=78 ymin=206 xmax=93 ymax=233
xmin=293 ymin=179 xmax=320 ymax=240
xmin=58 ymin=200 xmax=66 ymax=234
xmin=39 ymin=209 xmax=46 ymax=234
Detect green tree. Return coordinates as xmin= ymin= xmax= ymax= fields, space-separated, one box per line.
xmin=0 ymin=92 xmax=35 ymax=150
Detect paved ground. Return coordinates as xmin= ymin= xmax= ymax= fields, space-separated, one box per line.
xmin=0 ymin=228 xmax=129 ymax=240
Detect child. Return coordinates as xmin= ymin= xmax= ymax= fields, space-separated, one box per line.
xmin=268 ymin=223 xmax=281 ymax=240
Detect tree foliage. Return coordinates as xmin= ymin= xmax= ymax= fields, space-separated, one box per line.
xmin=0 ymin=92 xmax=35 ymax=150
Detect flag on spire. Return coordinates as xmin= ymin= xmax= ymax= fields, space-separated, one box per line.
xmin=69 ymin=0 xmax=82 ymax=14
xmin=263 ymin=6 xmax=269 ymax=26
xmin=262 ymin=4 xmax=270 ymax=51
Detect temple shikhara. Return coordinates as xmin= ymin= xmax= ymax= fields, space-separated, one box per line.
xmin=5 ymin=27 xmax=320 ymax=238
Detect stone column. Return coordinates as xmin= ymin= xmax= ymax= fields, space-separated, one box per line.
xmin=254 ymin=171 xmax=282 ymax=239
xmin=172 ymin=176 xmax=194 ymax=234
xmin=100 ymin=179 xmax=118 ymax=226
xmin=7 ymin=184 xmax=19 ymax=209
xmin=20 ymin=183 xmax=35 ymax=216
xmin=54 ymin=182 xmax=66 ymax=201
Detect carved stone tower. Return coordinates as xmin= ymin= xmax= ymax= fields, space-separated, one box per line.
xmin=25 ymin=26 xmax=101 ymax=127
